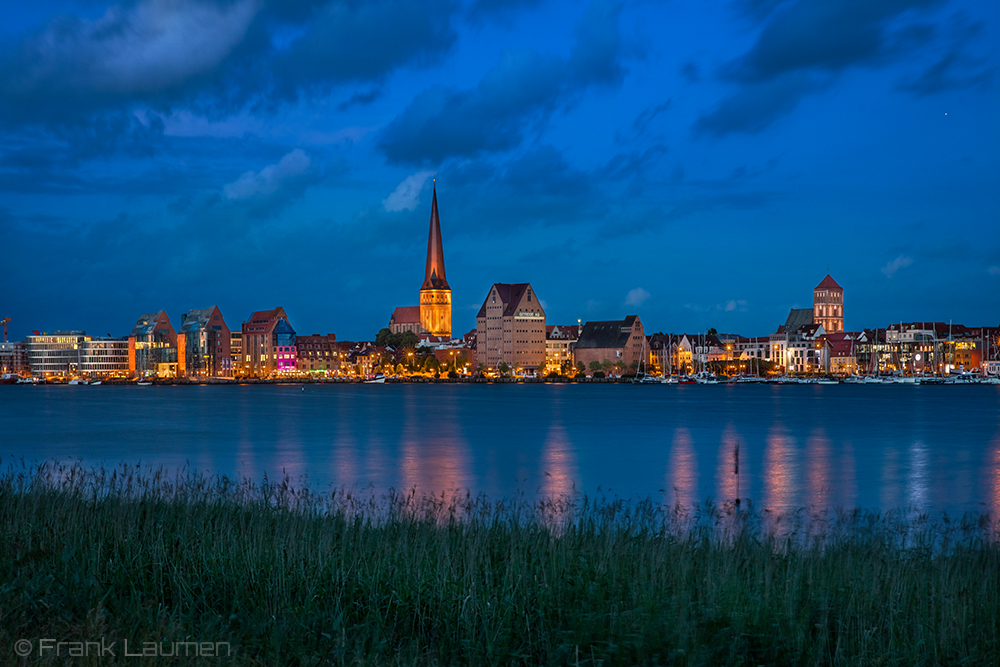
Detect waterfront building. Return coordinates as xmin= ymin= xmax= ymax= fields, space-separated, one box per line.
xmin=388 ymin=186 xmax=452 ymax=338
xmin=26 ymin=331 xmax=129 ymax=379
xmin=177 ymin=306 xmax=232 ymax=378
xmin=230 ymin=332 xmax=244 ymax=377
xmin=545 ymin=324 xmax=580 ymax=374
xmin=824 ymin=332 xmax=857 ymax=375
xmin=296 ymin=334 xmax=339 ymax=375
xmin=128 ymin=310 xmax=178 ymax=378
xmin=736 ymin=336 xmax=774 ymax=364
xmin=574 ymin=316 xmax=646 ymax=375
xmin=475 ymin=283 xmax=546 ymax=374
xmin=26 ymin=331 xmax=87 ymax=378
xmin=242 ymin=307 xmax=296 ymax=378
xmin=783 ymin=323 xmax=827 ymax=373
xmin=814 ymin=275 xmax=844 ymax=334
xmin=0 ymin=341 xmax=27 ymax=376
xmin=79 ymin=337 xmax=130 ymax=378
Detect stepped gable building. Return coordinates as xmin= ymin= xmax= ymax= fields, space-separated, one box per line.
xmin=475 ymin=283 xmax=546 ymax=374
xmin=573 ymin=316 xmax=646 ymax=373
xmin=128 ymin=310 xmax=177 ymax=378
xmin=242 ymin=306 xmax=296 ymax=377
xmin=814 ymin=274 xmax=844 ymax=333
xmin=387 ymin=186 xmax=452 ymax=338
xmin=177 ymin=306 xmax=232 ymax=378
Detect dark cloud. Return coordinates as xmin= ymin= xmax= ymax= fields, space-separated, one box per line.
xmin=0 ymin=0 xmax=461 ymax=160
xmin=898 ymin=50 xmax=994 ymax=96
xmin=726 ymin=0 xmax=942 ymax=83
xmin=337 ymin=88 xmax=384 ymax=112
xmin=696 ymin=0 xmax=946 ymax=137
xmin=379 ymin=0 xmax=624 ymax=165
xmin=896 ymin=17 xmax=995 ymax=96
xmin=602 ymin=144 xmax=668 ymax=183
xmin=466 ymin=0 xmax=546 ymax=25
xmin=271 ymin=0 xmax=457 ymax=101
xmin=694 ymin=70 xmax=819 ymax=137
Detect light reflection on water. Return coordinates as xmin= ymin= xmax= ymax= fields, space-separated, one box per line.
xmin=763 ymin=423 xmax=797 ymax=511
xmin=666 ymin=427 xmax=697 ymax=510
xmin=1 ymin=383 xmax=999 ymax=518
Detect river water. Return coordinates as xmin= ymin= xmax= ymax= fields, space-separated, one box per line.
xmin=2 ymin=383 xmax=999 ymax=518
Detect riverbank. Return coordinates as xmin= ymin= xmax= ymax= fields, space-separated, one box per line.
xmin=2 ymin=463 xmax=998 ymax=666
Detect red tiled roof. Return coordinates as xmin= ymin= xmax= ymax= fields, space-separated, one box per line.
xmin=390 ymin=306 xmax=421 ymax=324
xmin=815 ymin=274 xmax=842 ymax=291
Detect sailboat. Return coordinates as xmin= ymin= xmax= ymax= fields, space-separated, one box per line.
xmin=632 ymin=336 xmax=659 ymax=384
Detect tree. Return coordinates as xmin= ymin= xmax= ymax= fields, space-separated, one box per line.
xmin=576 ymin=361 xmax=586 ymax=375
xmin=375 ymin=327 xmax=392 ymax=346
xmin=498 ymin=362 xmax=510 ymax=377
xmin=707 ymin=327 xmax=718 ymax=336
xmin=589 ymin=360 xmax=601 ymax=372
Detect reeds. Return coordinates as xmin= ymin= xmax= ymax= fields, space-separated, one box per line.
xmin=1 ymin=460 xmax=998 ymax=666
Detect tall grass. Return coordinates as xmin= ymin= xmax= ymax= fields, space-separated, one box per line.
xmin=1 ymin=461 xmax=998 ymax=666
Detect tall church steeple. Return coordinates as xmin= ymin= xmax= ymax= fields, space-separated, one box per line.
xmin=419 ymin=184 xmax=452 ymax=337
xmin=421 ymin=186 xmax=449 ymax=291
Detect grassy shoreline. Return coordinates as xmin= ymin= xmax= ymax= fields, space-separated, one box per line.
xmin=2 ymin=462 xmax=998 ymax=666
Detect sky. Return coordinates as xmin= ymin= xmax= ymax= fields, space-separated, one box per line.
xmin=1 ymin=0 xmax=998 ymax=342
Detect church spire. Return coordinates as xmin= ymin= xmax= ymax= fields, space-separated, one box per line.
xmin=421 ymin=185 xmax=449 ymax=291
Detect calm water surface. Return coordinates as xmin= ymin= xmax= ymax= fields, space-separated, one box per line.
xmin=2 ymin=383 xmax=999 ymax=517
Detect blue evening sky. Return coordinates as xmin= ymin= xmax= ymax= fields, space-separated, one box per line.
xmin=1 ymin=0 xmax=997 ymax=341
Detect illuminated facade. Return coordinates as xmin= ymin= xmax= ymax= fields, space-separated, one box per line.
xmin=178 ymin=306 xmax=232 ymax=378
xmin=242 ymin=307 xmax=296 ymax=377
xmin=419 ymin=187 xmax=451 ymax=337
xmin=26 ymin=331 xmax=128 ymax=378
xmin=476 ymin=283 xmax=546 ymax=373
xmin=814 ymin=275 xmax=844 ymax=334
xmin=128 ymin=310 xmax=178 ymax=378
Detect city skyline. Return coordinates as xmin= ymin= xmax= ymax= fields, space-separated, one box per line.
xmin=1 ymin=0 xmax=998 ymax=342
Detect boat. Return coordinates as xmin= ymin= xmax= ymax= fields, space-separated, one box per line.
xmin=0 ymin=373 xmax=19 ymax=385
xmin=816 ymin=377 xmax=839 ymax=385
xmin=89 ymin=381 xmax=102 ymax=386
xmin=364 ymin=374 xmax=386 ymax=384
xmin=137 ymin=378 xmax=153 ymax=386
xmin=863 ymin=375 xmax=888 ymax=384
xmin=693 ymin=371 xmax=718 ymax=384
xmin=68 ymin=378 xmax=87 ymax=385
xmin=677 ymin=376 xmax=697 ymax=384
xmin=631 ymin=336 xmax=660 ymax=384
xmin=843 ymin=375 xmax=864 ymax=384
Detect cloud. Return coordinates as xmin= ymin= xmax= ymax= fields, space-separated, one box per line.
xmin=0 ymin=0 xmax=463 ymax=162
xmin=223 ymin=148 xmax=312 ymax=200
xmin=379 ymin=0 xmax=624 ymax=165
xmin=625 ymin=287 xmax=650 ymax=306
xmin=695 ymin=0 xmax=946 ymax=137
xmin=897 ymin=47 xmax=995 ymax=97
xmin=694 ymin=71 xmax=819 ymax=137
xmin=720 ymin=299 xmax=748 ymax=312
xmin=881 ymin=254 xmax=913 ymax=278
xmin=383 ymin=171 xmax=434 ymax=212
xmin=0 ymin=0 xmax=261 ymax=126
xmin=271 ymin=0 xmax=457 ymax=100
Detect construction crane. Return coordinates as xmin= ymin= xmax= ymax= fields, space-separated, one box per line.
xmin=1 ymin=317 xmax=9 ymax=343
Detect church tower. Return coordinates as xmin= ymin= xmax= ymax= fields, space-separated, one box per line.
xmin=814 ymin=274 xmax=843 ymax=333
xmin=419 ymin=186 xmax=451 ymax=337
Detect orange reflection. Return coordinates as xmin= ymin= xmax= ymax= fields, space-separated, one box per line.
xmin=987 ymin=431 xmax=1000 ymax=530
xmin=716 ymin=424 xmax=741 ymax=505
xmin=540 ymin=420 xmax=577 ymax=498
xmin=398 ymin=410 xmax=470 ymax=497
xmin=667 ymin=427 xmax=698 ymax=511
xmin=805 ymin=428 xmax=831 ymax=511
xmin=762 ymin=423 xmax=796 ymax=512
